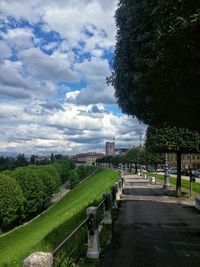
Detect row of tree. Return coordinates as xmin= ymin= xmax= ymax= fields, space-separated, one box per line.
xmin=97 ymin=147 xmax=165 ymax=173
xmin=0 ymin=153 xmax=68 ymax=171
xmin=0 ymin=161 xmax=97 ymax=232
xmin=0 ymin=159 xmax=75 ymax=231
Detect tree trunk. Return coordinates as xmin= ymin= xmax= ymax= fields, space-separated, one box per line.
xmin=135 ymin=163 xmax=138 ymax=174
xmin=176 ymin=152 xmax=182 ymax=197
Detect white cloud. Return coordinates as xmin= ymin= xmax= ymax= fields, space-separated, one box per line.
xmin=0 ymin=0 xmax=148 ymax=156
xmin=0 ymin=59 xmax=55 ymax=99
xmin=66 ymin=57 xmax=116 ymax=105
xmin=0 ymin=100 xmax=146 ymax=155
xmin=0 ymin=41 xmax=12 ymax=59
xmin=0 ymin=0 xmax=117 ymax=50
xmin=19 ymin=47 xmax=78 ymax=82
xmin=1 ymin=27 xmax=33 ymax=50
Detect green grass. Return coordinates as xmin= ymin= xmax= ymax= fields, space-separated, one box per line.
xmin=0 ymin=168 xmax=119 ymax=266
xmin=151 ymin=173 xmax=200 ymax=195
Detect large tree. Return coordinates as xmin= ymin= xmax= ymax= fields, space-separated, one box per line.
xmin=109 ymin=0 xmax=200 ymax=130
xmin=145 ymin=126 xmax=200 ymax=196
xmin=0 ymin=174 xmax=24 ymax=229
xmin=126 ymin=147 xmax=143 ymax=173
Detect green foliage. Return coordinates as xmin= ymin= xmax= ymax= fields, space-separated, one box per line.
xmin=146 ymin=126 xmax=200 ymax=196
xmin=52 ymin=160 xmax=73 ymax=184
xmin=146 ymin=126 xmax=200 ymax=153
xmin=0 ymin=168 xmax=119 ymax=266
xmin=110 ymin=155 xmax=121 ymax=166
xmin=26 ymin=166 xmax=55 ymax=205
xmin=41 ymin=164 xmax=61 ymax=192
xmin=126 ymin=147 xmax=142 ymax=163
xmin=68 ymin=169 xmax=80 ymax=189
xmin=15 ymin=154 xmax=28 ymax=167
xmin=109 ymin=0 xmax=200 ymax=130
xmin=0 ymin=174 xmax=24 ymax=228
xmin=10 ymin=167 xmax=46 ymax=217
xmin=76 ymin=165 xmax=96 ymax=180
xmin=0 ymin=159 xmax=76 ymax=229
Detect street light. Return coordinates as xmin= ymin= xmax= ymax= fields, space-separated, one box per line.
xmin=163 ymin=153 xmax=171 ymax=189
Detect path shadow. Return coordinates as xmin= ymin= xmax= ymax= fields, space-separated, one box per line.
xmin=123 ymin=187 xmax=164 ymax=196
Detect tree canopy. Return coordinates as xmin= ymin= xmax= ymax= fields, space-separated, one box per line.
xmin=0 ymin=174 xmax=24 ymax=229
xmin=145 ymin=126 xmax=200 ymax=196
xmin=109 ymin=0 xmax=200 ymax=130
xmin=146 ymin=127 xmax=200 ymax=154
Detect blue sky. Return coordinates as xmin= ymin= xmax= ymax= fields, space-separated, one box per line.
xmin=0 ymin=0 xmax=146 ymax=156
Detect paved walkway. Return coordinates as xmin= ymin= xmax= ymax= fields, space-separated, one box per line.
xmin=101 ymin=174 xmax=200 ymax=267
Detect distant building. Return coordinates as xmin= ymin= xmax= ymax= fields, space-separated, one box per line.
xmin=73 ymin=152 xmax=105 ymax=165
xmin=106 ymin=142 xmax=115 ymax=156
xmin=114 ymin=148 xmax=129 ymax=156
xmin=168 ymin=153 xmax=200 ymax=169
xmin=33 ymin=155 xmax=51 ymax=163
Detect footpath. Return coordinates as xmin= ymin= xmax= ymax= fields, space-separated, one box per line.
xmin=101 ymin=174 xmax=200 ymax=267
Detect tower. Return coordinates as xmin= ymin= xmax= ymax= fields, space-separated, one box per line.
xmin=105 ymin=141 xmax=115 ymax=156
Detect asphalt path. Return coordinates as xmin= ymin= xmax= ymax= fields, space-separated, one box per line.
xmin=101 ymin=175 xmax=200 ymax=267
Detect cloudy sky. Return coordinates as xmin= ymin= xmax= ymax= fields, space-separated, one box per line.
xmin=0 ymin=0 xmax=146 ymax=156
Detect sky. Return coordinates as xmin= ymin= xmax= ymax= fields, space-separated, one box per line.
xmin=0 ymin=0 xmax=146 ymax=156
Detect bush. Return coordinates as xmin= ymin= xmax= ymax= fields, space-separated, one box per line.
xmin=10 ymin=167 xmax=45 ymax=218
xmin=0 ymin=174 xmax=24 ymax=229
xmin=50 ymin=159 xmax=76 ymax=184
xmin=27 ymin=166 xmax=56 ymax=207
xmin=41 ymin=164 xmax=61 ymax=193
xmin=68 ymin=169 xmax=80 ymax=189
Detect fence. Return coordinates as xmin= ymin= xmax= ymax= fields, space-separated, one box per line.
xmin=23 ymin=177 xmax=124 ymax=267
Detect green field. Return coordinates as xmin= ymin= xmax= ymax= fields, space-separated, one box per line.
xmin=152 ymin=173 xmax=200 ymax=195
xmin=0 ymin=168 xmax=119 ymax=266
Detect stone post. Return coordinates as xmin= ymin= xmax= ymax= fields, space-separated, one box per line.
xmin=163 ymin=153 xmax=171 ymax=189
xmin=86 ymin=206 xmax=101 ymax=259
xmin=23 ymin=252 xmax=53 ymax=267
xmin=103 ymin=193 xmax=112 ymax=224
xmin=121 ymin=177 xmax=124 ymax=188
xmin=111 ymin=185 xmax=118 ymax=209
xmin=118 ymin=180 xmax=122 ymax=197
xmin=115 ymin=182 xmax=120 ymax=201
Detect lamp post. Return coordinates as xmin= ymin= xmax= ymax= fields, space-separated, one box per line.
xmin=163 ymin=153 xmax=171 ymax=189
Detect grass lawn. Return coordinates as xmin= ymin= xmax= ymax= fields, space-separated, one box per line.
xmin=151 ymin=173 xmax=200 ymax=195
xmin=0 ymin=168 xmax=119 ymax=266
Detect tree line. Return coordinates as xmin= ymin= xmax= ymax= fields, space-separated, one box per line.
xmin=0 ymin=160 xmax=96 ymax=232
xmin=0 ymin=153 xmax=68 ymax=171
xmin=97 ymin=147 xmax=165 ymax=172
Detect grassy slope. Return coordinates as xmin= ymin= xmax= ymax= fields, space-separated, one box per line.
xmin=152 ymin=173 xmax=200 ymax=194
xmin=0 ymin=168 xmax=119 ymax=266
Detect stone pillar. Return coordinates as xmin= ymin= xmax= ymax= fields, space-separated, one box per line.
xmin=103 ymin=193 xmax=112 ymax=224
xmin=150 ymin=176 xmax=156 ymax=184
xmin=23 ymin=252 xmax=53 ymax=267
xmin=86 ymin=206 xmax=101 ymax=259
xmin=115 ymin=182 xmax=120 ymax=201
xmin=163 ymin=153 xmax=171 ymax=189
xmin=121 ymin=177 xmax=124 ymax=188
xmin=111 ymin=185 xmax=118 ymax=209
xmin=118 ymin=180 xmax=122 ymax=197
